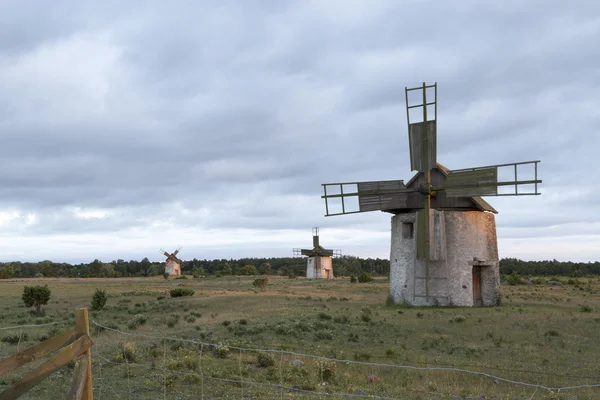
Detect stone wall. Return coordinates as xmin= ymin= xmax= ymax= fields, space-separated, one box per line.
xmin=390 ymin=210 xmax=499 ymax=306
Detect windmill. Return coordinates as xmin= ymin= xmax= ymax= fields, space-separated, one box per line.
xmin=293 ymin=227 xmax=341 ymax=280
xmin=320 ymin=82 xmax=542 ymax=306
xmin=160 ymin=246 xmax=182 ymax=276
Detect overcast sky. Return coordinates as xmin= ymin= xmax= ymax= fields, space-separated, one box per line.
xmin=1 ymin=1 xmax=599 ymax=264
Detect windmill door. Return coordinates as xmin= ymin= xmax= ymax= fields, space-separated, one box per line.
xmin=472 ymin=267 xmax=483 ymax=306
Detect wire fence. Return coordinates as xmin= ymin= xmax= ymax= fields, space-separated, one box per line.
xmin=1 ymin=318 xmax=600 ymax=399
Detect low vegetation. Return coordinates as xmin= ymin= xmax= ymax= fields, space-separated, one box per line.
xmin=0 ymin=275 xmax=599 ymax=399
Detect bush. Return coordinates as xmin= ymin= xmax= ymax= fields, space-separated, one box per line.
xmin=504 ymin=271 xmax=523 ymax=285
xmin=315 ymin=360 xmax=336 ymax=383
xmin=192 ymin=267 xmax=205 ymax=278
xmin=169 ymin=288 xmax=195 ymax=297
xmin=256 ymin=352 xmax=275 ymax=368
xmin=317 ymin=312 xmax=332 ymax=320
xmin=163 ymin=272 xmax=169 ymax=280
xmin=214 ymin=344 xmax=230 ymax=358
xmin=252 ymin=278 xmax=268 ymax=290
xmin=350 ymin=275 xmax=357 ymax=283
xmin=91 ymin=289 xmax=107 ymax=311
xmin=115 ymin=342 xmax=136 ymax=363
xmin=357 ymin=272 xmax=373 ymax=283
xmin=2 ymin=333 xmax=28 ymax=344
xmin=127 ymin=314 xmax=147 ymax=330
xmin=22 ymin=285 xmax=51 ymax=316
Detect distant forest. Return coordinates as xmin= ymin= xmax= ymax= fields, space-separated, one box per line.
xmin=0 ymin=256 xmax=598 ymax=279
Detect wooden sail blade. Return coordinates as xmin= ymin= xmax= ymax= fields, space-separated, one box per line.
xmin=321 ymin=180 xmax=417 ymax=216
xmin=408 ymin=121 xmax=437 ymax=172
xmin=406 ymin=82 xmax=437 ymax=173
xmin=441 ymin=160 xmax=542 ymax=198
xmin=444 ymin=167 xmax=499 ymax=197
xmin=300 ymin=249 xmax=313 ymax=256
xmin=319 ymin=248 xmax=334 ymax=257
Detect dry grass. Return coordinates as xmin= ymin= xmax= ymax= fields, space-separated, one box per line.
xmin=1 ymin=275 xmax=599 ymax=399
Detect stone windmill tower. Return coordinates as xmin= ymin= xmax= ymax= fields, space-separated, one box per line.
xmin=320 ymin=82 xmax=542 ymax=307
xmin=160 ymin=246 xmax=182 ymax=276
xmin=293 ymin=227 xmax=341 ymax=280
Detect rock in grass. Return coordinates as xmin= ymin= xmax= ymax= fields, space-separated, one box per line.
xmin=366 ymin=375 xmax=379 ymax=383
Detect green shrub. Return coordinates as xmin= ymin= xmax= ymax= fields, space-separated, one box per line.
xmin=22 ymin=285 xmax=51 ymax=316
xmin=2 ymin=333 xmax=28 ymax=344
xmin=315 ymin=360 xmax=336 ymax=383
xmin=163 ymin=272 xmax=169 ymax=280
xmin=214 ymin=344 xmax=230 ymax=358
xmin=317 ymin=312 xmax=332 ymax=320
xmin=174 ymin=275 xmax=188 ymax=280
xmin=127 ymin=314 xmax=147 ymax=330
xmin=357 ymin=272 xmax=373 ymax=283
xmin=350 ymin=275 xmax=357 ymax=283
xmin=114 ymin=342 xmax=136 ymax=363
xmin=252 ymin=278 xmax=268 ymax=290
xmin=91 ymin=289 xmax=107 ymax=311
xmin=192 ymin=267 xmax=205 ymax=278
xmin=169 ymin=288 xmax=195 ymax=297
xmin=256 ymin=352 xmax=275 ymax=368
xmin=504 ymin=271 xmax=523 ymax=285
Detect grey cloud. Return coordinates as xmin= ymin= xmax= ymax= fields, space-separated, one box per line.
xmin=0 ymin=1 xmax=599 ymax=262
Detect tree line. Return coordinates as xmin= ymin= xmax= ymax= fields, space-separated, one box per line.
xmin=0 ymin=256 xmax=598 ymax=279
xmin=0 ymin=256 xmax=389 ymax=279
xmin=499 ymin=258 xmax=600 ymax=277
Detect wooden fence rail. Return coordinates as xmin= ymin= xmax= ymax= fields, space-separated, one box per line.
xmin=0 ymin=308 xmax=94 ymax=400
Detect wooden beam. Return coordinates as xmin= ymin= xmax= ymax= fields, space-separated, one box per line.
xmin=67 ymin=354 xmax=89 ymax=400
xmin=0 ymin=334 xmax=93 ymax=400
xmin=0 ymin=329 xmax=79 ymax=376
xmin=75 ymin=308 xmax=93 ymax=400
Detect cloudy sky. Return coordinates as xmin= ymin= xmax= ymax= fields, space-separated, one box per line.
xmin=1 ymin=1 xmax=599 ymax=264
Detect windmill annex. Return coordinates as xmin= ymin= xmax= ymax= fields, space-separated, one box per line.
xmin=321 ymin=82 xmax=542 ymax=307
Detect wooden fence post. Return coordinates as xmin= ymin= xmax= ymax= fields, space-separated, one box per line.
xmin=1 ymin=308 xmax=94 ymax=400
xmin=74 ymin=308 xmax=93 ymax=400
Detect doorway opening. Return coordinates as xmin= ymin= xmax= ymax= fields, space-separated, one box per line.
xmin=472 ymin=266 xmax=483 ymax=306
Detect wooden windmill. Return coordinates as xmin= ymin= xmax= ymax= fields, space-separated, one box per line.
xmin=320 ymin=82 xmax=542 ymax=306
xmin=293 ymin=227 xmax=341 ymax=280
xmin=160 ymin=246 xmax=182 ymax=276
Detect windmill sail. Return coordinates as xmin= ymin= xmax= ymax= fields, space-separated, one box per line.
xmin=408 ymin=120 xmax=437 ymax=172
xmin=321 ymin=180 xmax=416 ymax=216
xmin=443 ymin=160 xmax=541 ymax=198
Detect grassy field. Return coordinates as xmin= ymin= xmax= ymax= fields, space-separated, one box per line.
xmin=1 ymin=275 xmax=599 ymax=399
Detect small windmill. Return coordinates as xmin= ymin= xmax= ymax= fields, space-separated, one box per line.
xmin=293 ymin=227 xmax=341 ymax=280
xmin=320 ymin=82 xmax=542 ymax=306
xmin=160 ymin=246 xmax=182 ymax=276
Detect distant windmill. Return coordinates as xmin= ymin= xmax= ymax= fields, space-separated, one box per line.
xmin=320 ymin=82 xmax=542 ymax=306
xmin=160 ymin=246 xmax=182 ymax=276
xmin=293 ymin=227 xmax=341 ymax=280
